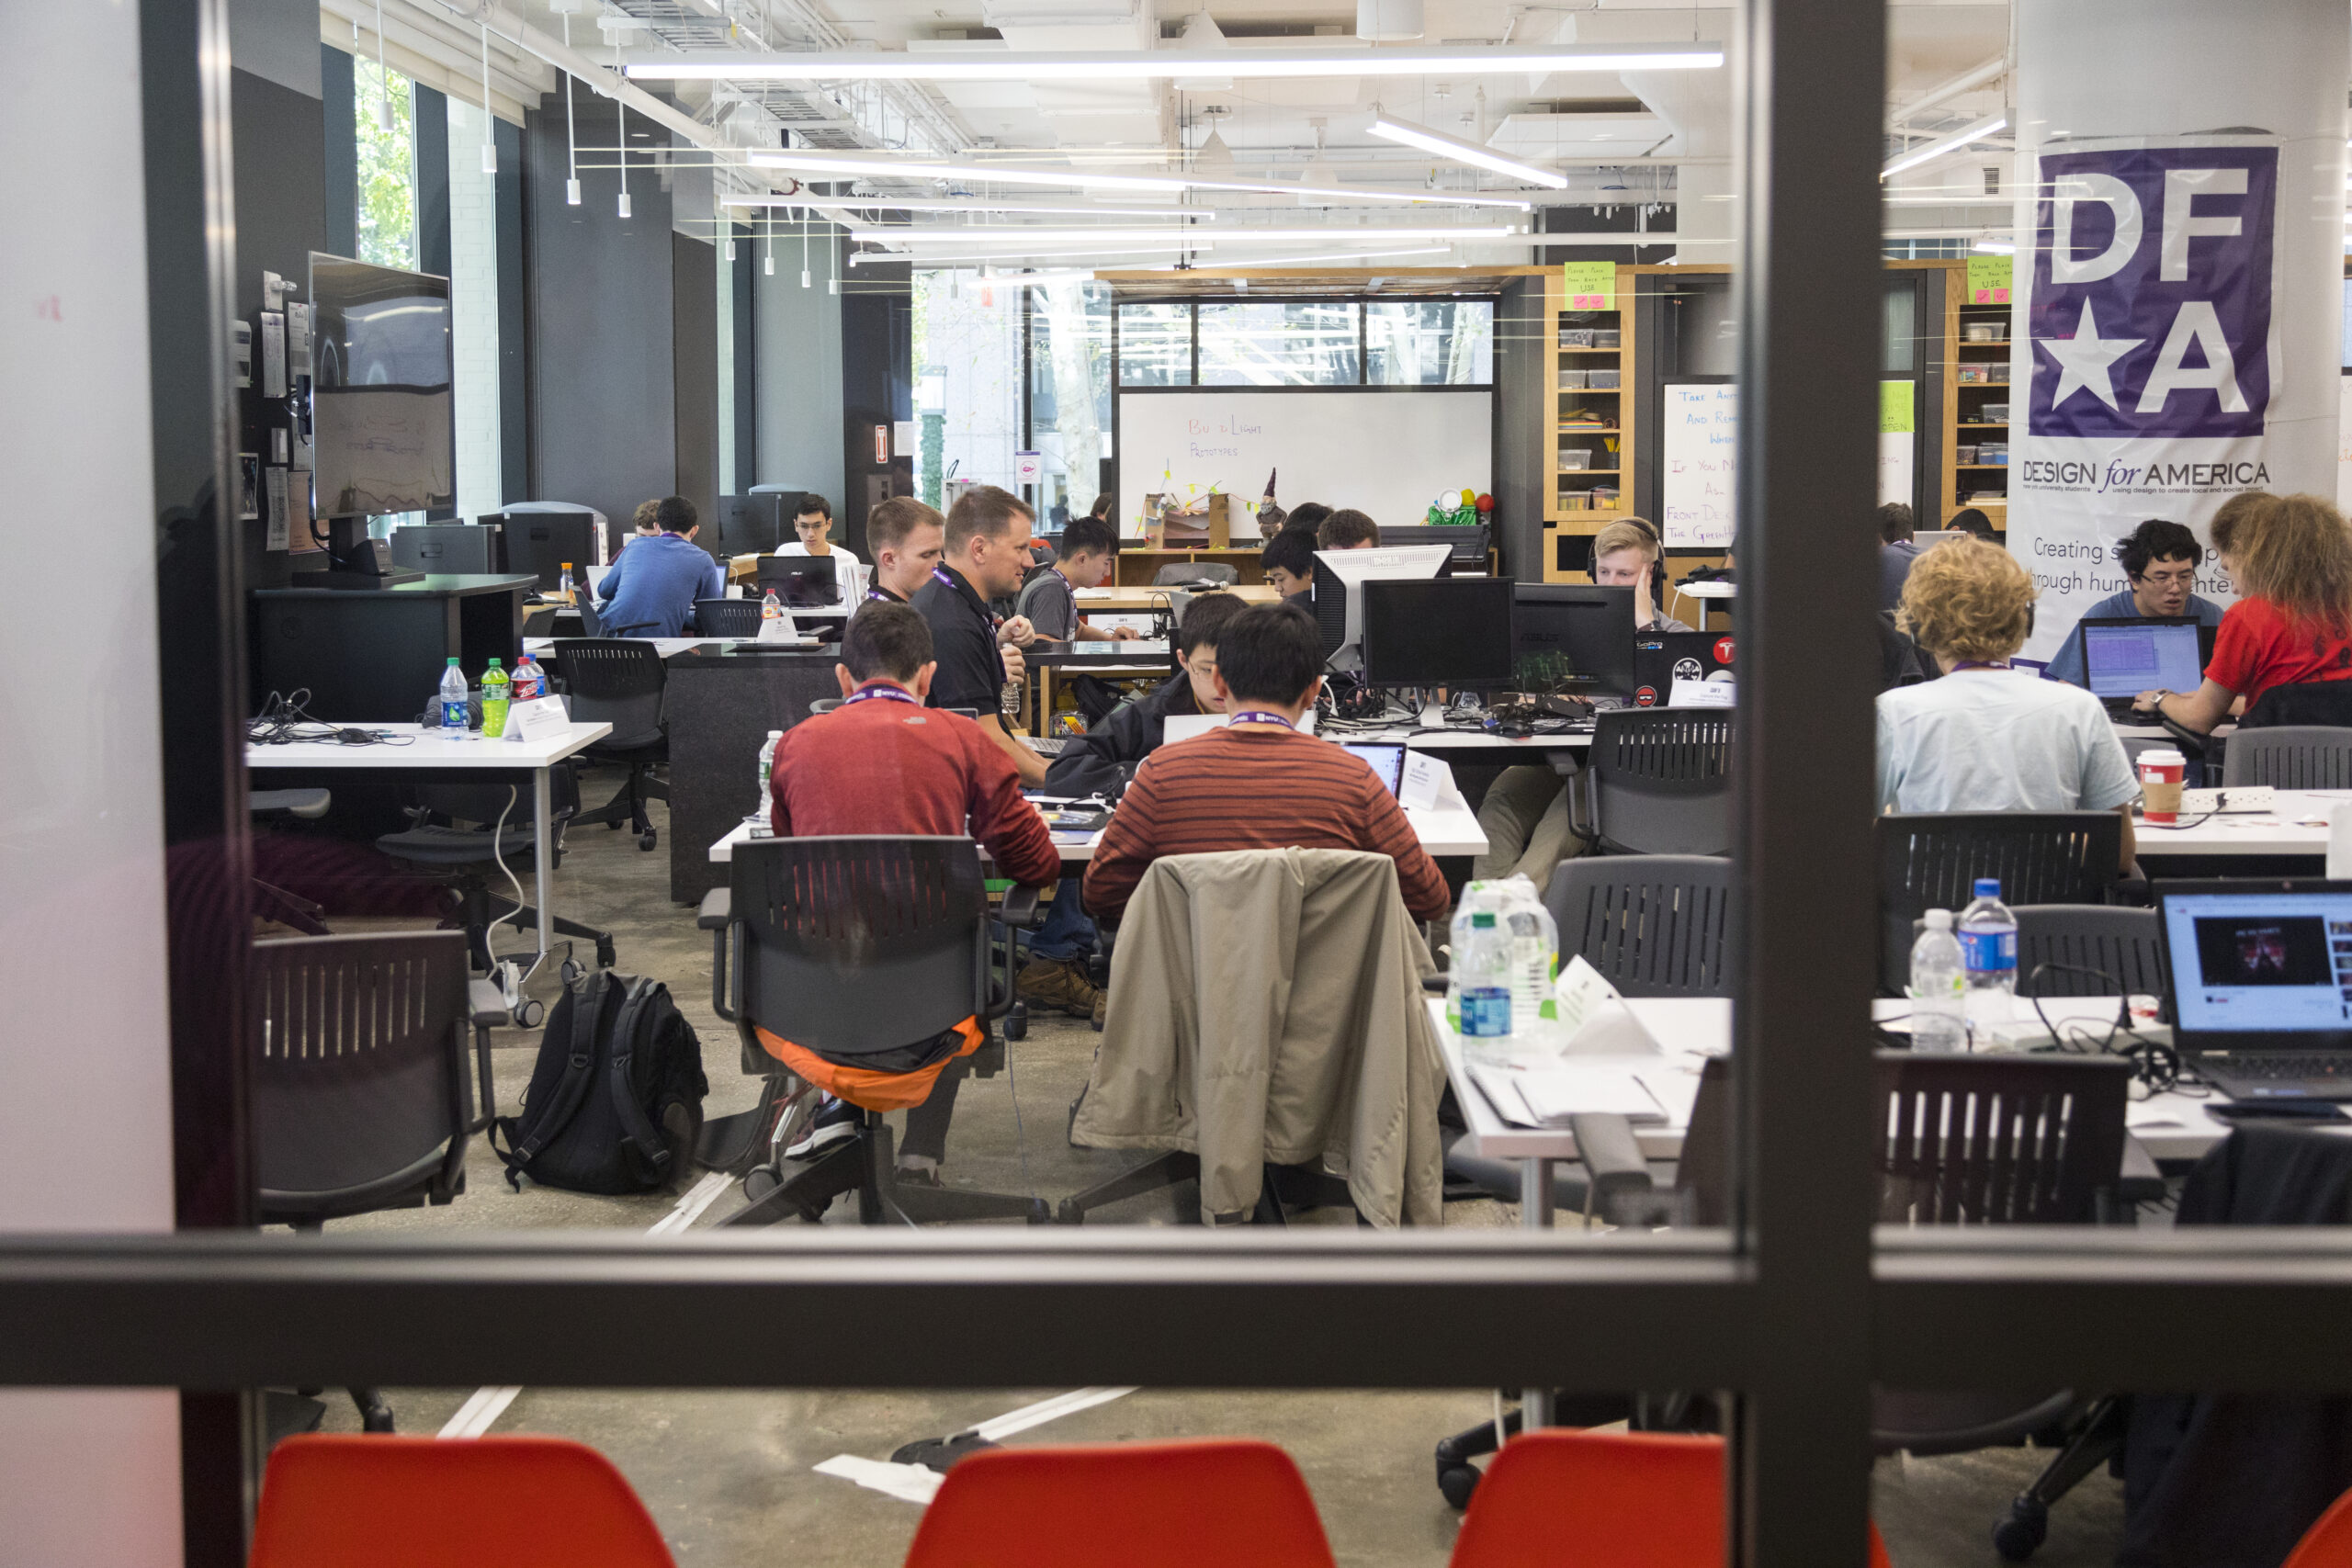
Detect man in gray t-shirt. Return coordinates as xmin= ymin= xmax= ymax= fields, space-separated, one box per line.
xmin=1016 ymin=515 xmax=1139 ymax=645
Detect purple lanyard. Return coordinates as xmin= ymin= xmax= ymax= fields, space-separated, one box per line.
xmin=932 ymin=565 xmax=955 ymax=588
xmin=1227 ymin=710 xmax=1295 ymax=729
xmin=1951 ymin=660 xmax=2012 ymax=672
xmin=844 ymin=683 xmax=921 ymax=707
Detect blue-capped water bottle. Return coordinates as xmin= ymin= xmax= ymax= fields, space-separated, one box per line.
xmin=437 ymin=657 xmax=469 ymax=736
xmin=1457 ymin=911 xmax=1514 ymax=1041
xmin=1958 ymin=878 xmax=2018 ymax=1043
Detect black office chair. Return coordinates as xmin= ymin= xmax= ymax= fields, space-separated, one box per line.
xmin=1570 ymin=710 xmax=1733 ymax=856
xmin=2219 ymin=725 xmax=2352 ymax=788
xmin=251 ymin=788 xmax=334 ymax=935
xmin=693 ymin=597 xmax=766 ymax=638
xmin=701 ymin=836 xmax=1050 ymax=1225
xmin=549 ymin=638 xmax=668 ymax=852
xmin=2014 ymin=904 xmax=2165 ymax=999
xmin=1544 ymin=855 xmax=1736 ymax=998
xmin=253 ymin=931 xmax=506 ymax=1434
xmin=1874 ymin=811 xmax=2124 ymax=996
xmin=373 ymin=776 xmax=616 ymax=983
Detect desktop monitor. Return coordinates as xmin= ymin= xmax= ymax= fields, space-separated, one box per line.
xmin=2078 ymin=617 xmax=2211 ymax=699
xmin=754 ymin=553 xmax=842 ymax=608
xmin=1360 ymin=577 xmax=1517 ymax=689
xmin=1512 ymin=584 xmax=1637 ymax=697
xmin=718 ymin=493 xmax=785 ymax=556
xmin=491 ymin=506 xmax=601 ymax=592
xmin=309 ymin=254 xmax=453 ymax=520
xmin=389 ymin=522 xmax=502 ymax=575
xmin=1368 ymin=524 xmax=1491 ymax=569
xmin=1309 ymin=545 xmax=1452 ymax=669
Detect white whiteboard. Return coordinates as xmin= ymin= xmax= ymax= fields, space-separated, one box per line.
xmin=1660 ymin=382 xmax=1736 ymax=547
xmin=1116 ymin=389 xmax=1491 ymax=537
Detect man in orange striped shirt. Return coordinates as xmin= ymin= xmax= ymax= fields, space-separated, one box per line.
xmin=1081 ymin=602 xmax=1451 ymax=926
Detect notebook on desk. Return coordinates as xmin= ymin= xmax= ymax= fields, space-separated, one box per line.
xmin=2157 ymin=880 xmax=2352 ymax=1100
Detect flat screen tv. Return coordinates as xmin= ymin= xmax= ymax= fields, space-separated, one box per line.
xmin=309 ymin=253 xmax=454 ymax=519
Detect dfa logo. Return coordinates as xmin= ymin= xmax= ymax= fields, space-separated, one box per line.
xmin=2027 ymin=144 xmax=2275 ymax=442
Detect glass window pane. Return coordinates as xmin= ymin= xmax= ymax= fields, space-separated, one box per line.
xmin=1117 ymin=302 xmax=1191 ymax=386
xmin=354 ymin=57 xmax=416 ymax=271
xmin=1882 ymin=282 xmax=1917 ymax=374
xmin=1367 ymin=300 xmax=1494 ymax=385
xmin=1028 ymin=280 xmax=1114 ymax=528
xmin=1198 ymin=302 xmax=1360 ymax=386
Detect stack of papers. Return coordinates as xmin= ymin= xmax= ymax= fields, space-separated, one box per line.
xmin=1468 ymin=1061 xmax=1669 ymax=1129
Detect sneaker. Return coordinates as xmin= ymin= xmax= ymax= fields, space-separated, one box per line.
xmin=783 ymin=1095 xmax=859 ymax=1160
xmin=1091 ymin=990 xmax=1107 ymax=1030
xmin=1017 ymin=954 xmax=1101 ymax=1019
xmin=893 ymin=1164 xmax=944 ymax=1190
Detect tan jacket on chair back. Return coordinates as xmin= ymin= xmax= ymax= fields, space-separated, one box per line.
xmin=1070 ymin=848 xmax=1447 ymax=1225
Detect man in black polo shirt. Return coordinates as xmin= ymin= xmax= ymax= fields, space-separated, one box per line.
xmin=913 ymin=484 xmax=1046 ymax=788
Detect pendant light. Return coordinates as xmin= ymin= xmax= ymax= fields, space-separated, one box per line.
xmin=561 ymin=16 xmax=581 ymax=204
xmin=375 ymin=0 xmax=394 ymax=130
xmin=479 ymin=26 xmax=496 ymax=174
xmin=614 ymin=39 xmax=631 ymax=219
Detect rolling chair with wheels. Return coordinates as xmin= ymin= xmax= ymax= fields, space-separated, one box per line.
xmin=701 ymin=835 xmax=1051 ymax=1225
xmin=693 ymin=596 xmax=766 ymax=638
xmin=1875 ymin=810 xmax=2124 ymax=995
xmin=1569 ymin=710 xmax=1733 ymax=855
xmin=548 ymin=638 xmax=669 ymax=852
xmin=253 ymin=933 xmax=506 ymax=1436
xmin=251 ymin=787 xmax=334 ymax=934
xmin=250 ymin=1435 xmax=675 ymax=1568
xmin=373 ymin=776 xmax=616 ymax=986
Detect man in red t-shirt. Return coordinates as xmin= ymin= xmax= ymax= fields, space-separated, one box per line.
xmin=763 ymin=603 xmax=1060 ymax=1179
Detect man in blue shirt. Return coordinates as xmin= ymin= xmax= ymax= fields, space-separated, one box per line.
xmin=593 ymin=495 xmax=723 ymax=637
xmin=2044 ymin=518 xmax=2225 ymax=686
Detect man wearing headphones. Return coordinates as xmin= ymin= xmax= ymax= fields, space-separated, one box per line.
xmin=1589 ymin=516 xmax=1692 ymax=633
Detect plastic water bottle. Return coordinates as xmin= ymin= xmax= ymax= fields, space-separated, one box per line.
xmin=752 ymin=728 xmax=785 ymax=821
xmin=1447 ymin=884 xmax=1505 ymax=1032
xmin=480 ymin=659 xmax=511 ymax=738
xmin=558 ymin=563 xmax=575 ymax=604
xmin=510 ymin=653 xmax=544 ymax=703
xmin=1456 ymin=912 xmax=1513 ymax=1041
xmin=437 ymin=658 xmax=469 ymax=736
xmin=1958 ymin=877 xmax=2018 ymax=1042
xmin=1908 ymin=908 xmax=1967 ymax=1055
xmin=1500 ymin=886 xmax=1559 ymax=1043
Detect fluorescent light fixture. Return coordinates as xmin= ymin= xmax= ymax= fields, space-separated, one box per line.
xmin=1366 ymin=113 xmax=1568 ymax=189
xmin=725 ymin=195 xmax=1205 ymax=219
xmin=629 ymin=41 xmax=1724 ymax=84
xmin=849 ymin=225 xmax=1517 ymax=243
xmin=1153 ymin=245 xmax=1452 ymax=267
xmin=747 ymin=149 xmax=1535 ymax=210
xmin=851 ymin=243 xmax=1211 ymax=265
xmin=1972 ymin=240 xmax=2015 ymax=254
xmin=1881 ymin=114 xmax=2008 ymax=180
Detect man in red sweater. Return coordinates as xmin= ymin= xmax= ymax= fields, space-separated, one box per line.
xmin=1082 ymin=602 xmax=1451 ymax=926
xmin=764 ymin=602 xmax=1061 ymax=1177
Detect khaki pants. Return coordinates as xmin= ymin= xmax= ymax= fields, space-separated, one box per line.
xmin=1473 ymin=763 xmax=1588 ymax=888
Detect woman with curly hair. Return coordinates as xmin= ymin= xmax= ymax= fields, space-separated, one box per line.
xmin=2132 ymin=491 xmax=2352 ymax=730
xmin=1879 ymin=537 xmax=2139 ymax=871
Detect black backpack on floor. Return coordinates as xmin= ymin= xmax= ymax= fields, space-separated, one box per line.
xmin=492 ymin=971 xmax=708 ymax=1195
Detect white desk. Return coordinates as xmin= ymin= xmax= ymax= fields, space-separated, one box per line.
xmin=247 ymin=720 xmax=611 ymax=971
xmin=708 ymin=803 xmax=1488 ymax=865
xmin=2132 ymin=790 xmax=2340 ymax=858
xmin=1347 ymin=725 xmax=1591 ymax=760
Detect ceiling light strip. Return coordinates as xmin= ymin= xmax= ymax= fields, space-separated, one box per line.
xmin=1366 ymin=114 xmax=1567 ymax=190
xmin=847 ymin=225 xmax=1518 ymax=243
xmin=628 ymin=42 xmax=1724 ymax=84
xmin=747 ymin=150 xmax=1535 ymax=210
xmin=1881 ymin=114 xmax=2009 ymax=180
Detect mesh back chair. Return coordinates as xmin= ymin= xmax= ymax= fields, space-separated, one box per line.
xmin=374 ymin=775 xmax=616 ymax=984
xmin=2015 ymin=904 xmax=2165 ymax=999
xmin=549 ymin=638 xmax=669 ymax=851
xmin=1874 ymin=811 xmax=2122 ymax=995
xmin=702 ymin=836 xmax=1049 ymax=1225
xmin=1154 ymin=560 xmax=1238 ymax=586
xmin=1544 ymin=855 xmax=1736 ymax=998
xmin=693 ymin=596 xmax=765 ymax=638
xmin=2221 ymin=725 xmax=2352 ymax=788
xmin=905 ymin=1440 xmax=1337 ymax=1568
xmin=252 ymin=933 xmax=506 ymax=1433
xmin=251 ymin=1435 xmax=676 ymax=1568
xmin=1571 ymin=710 xmax=1733 ymax=856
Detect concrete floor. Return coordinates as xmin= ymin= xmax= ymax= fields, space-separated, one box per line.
xmin=302 ymin=766 xmax=2128 ymax=1567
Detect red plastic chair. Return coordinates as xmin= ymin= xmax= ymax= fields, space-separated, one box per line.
xmin=902 ymin=1439 xmax=1339 ymax=1568
xmin=2286 ymin=1485 xmax=2352 ymax=1566
xmin=1448 ymin=1429 xmax=1894 ymax=1568
xmin=249 ymin=1435 xmax=676 ymax=1568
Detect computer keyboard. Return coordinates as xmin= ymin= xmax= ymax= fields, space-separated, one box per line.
xmin=1028 ymin=736 xmax=1071 ymax=756
xmin=2215 ymin=1054 xmax=2352 ymax=1080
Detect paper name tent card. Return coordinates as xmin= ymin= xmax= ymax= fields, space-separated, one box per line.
xmin=1553 ymin=954 xmax=1663 ymax=1055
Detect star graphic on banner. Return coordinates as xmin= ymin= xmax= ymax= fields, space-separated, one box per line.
xmin=2040 ymin=299 xmax=2143 ymax=412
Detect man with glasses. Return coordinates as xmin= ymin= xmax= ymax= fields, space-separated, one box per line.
xmin=2044 ymin=519 xmax=2224 ymax=687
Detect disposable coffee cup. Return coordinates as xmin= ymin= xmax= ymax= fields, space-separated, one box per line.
xmin=2140 ymin=747 xmax=2187 ymax=825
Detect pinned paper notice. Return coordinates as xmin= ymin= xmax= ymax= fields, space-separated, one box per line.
xmin=1553 ymin=955 xmax=1663 ymax=1056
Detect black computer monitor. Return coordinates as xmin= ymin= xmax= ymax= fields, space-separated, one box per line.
xmin=1360 ymin=578 xmax=1517 ymax=689
xmin=1369 ymin=524 xmax=1491 ymax=569
xmin=1308 ymin=545 xmax=1453 ymax=666
xmin=388 ymin=522 xmax=502 ymax=575
xmin=754 ymin=553 xmax=841 ymax=608
xmin=1513 ymin=583 xmax=1636 ymax=696
xmin=491 ymin=509 xmax=599 ymax=592
xmin=719 ymin=493 xmax=784 ymax=556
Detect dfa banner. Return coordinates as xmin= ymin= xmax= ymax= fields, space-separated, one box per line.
xmin=2011 ymin=139 xmax=2279 ymax=660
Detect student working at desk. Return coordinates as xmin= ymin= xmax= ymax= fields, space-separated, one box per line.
xmin=2043 ymin=517 xmax=2225 ymax=687
xmin=593 ymin=496 xmax=723 ymax=637
xmin=865 ymin=497 xmax=945 ymax=604
xmin=1015 ymin=516 xmax=1141 ymax=645
xmin=774 ymin=491 xmax=865 ymax=602
xmin=2131 ymin=492 xmax=2352 ymax=732
xmin=913 ymin=485 xmax=1045 ymax=787
xmin=1879 ymin=537 xmax=2140 ymax=872
xmin=1082 ymin=602 xmax=1450 ymax=926
xmin=761 ymin=603 xmax=1061 ymax=1172
xmin=1317 ymin=508 xmax=1382 ymax=551
xmin=1260 ymin=529 xmax=1317 ymax=600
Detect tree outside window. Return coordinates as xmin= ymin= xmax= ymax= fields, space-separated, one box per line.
xmin=355 ymin=57 xmax=416 ymax=271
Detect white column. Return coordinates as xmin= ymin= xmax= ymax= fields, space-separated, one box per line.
xmin=2011 ymin=0 xmax=2347 ymax=658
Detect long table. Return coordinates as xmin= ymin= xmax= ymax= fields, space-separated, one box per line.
xmin=2132 ymin=790 xmax=2339 ymax=860
xmin=708 ymin=801 xmax=1490 ymax=865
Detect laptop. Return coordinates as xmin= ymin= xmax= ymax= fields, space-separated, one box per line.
xmin=1341 ymin=742 xmax=1407 ymax=796
xmin=2156 ymin=880 xmax=2352 ymax=1100
xmin=1633 ymin=630 xmax=1736 ymax=705
xmin=2078 ymin=617 xmax=2212 ymax=720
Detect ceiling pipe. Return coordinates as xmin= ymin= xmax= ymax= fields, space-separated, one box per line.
xmin=1892 ymin=53 xmax=2007 ymax=127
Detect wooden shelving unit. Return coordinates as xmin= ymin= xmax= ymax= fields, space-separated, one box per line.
xmin=1951 ymin=291 xmax=2012 ymax=528
xmin=1541 ymin=263 xmax=1633 ymax=582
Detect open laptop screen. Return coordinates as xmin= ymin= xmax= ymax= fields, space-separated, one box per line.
xmin=2161 ymin=886 xmax=2352 ymax=1035
xmin=1341 ymin=743 xmax=1407 ymax=796
xmin=2079 ymin=619 xmax=2203 ymax=698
